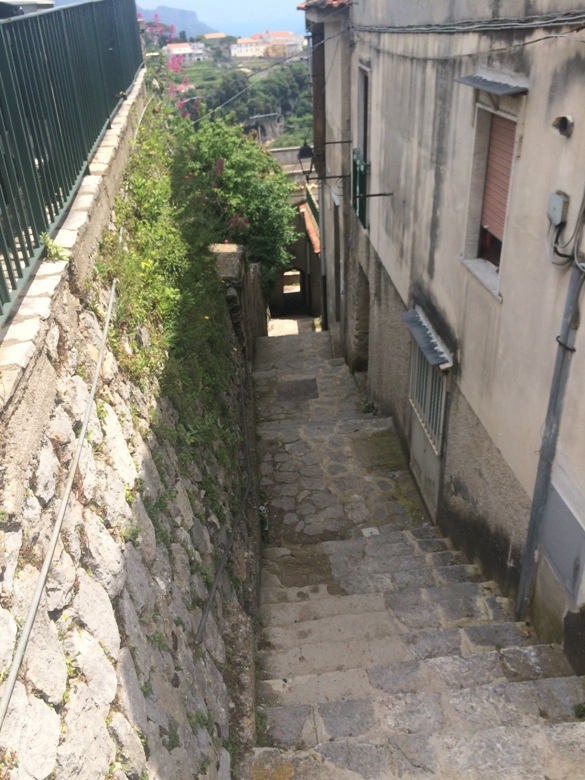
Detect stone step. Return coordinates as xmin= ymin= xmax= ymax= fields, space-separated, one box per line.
xmin=261 ymin=581 xmax=510 ymax=654
xmin=257 ymin=615 xmax=538 ymax=680
xmin=261 ymin=549 xmax=473 ymax=598
xmin=260 ymin=561 xmax=484 ymax=604
xmin=261 ymin=537 xmax=452 ymax=589
xmin=260 ymin=676 xmax=585 ymax=750
xmin=257 ymin=644 xmax=575 ymax=707
xmin=261 ymin=609 xmax=402 ymax=653
xmin=262 ymin=529 xmax=452 ymax=573
xmin=384 ymin=580 xmax=513 ymax=630
xmin=242 ymin=721 xmax=585 ymax=780
xmin=259 ymin=592 xmax=387 ymax=627
xmin=405 ymin=620 xmax=535 ymax=659
xmin=257 ymin=634 xmax=415 ymax=679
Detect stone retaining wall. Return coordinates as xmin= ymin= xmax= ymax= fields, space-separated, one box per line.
xmin=0 ymin=73 xmax=261 ymax=780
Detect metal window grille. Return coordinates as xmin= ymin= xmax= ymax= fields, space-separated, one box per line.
xmin=0 ymin=0 xmax=142 ymax=324
xmin=409 ymin=342 xmax=447 ymax=454
xmin=352 ymin=148 xmax=369 ymax=228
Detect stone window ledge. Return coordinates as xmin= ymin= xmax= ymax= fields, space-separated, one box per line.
xmin=463 ymin=258 xmax=503 ymax=302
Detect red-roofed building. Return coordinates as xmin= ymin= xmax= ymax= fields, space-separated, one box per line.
xmin=163 ymin=41 xmax=209 ymax=63
xmin=230 ymin=30 xmax=305 ymax=58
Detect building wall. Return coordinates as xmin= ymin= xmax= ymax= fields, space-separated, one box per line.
xmin=313 ymin=0 xmax=585 ymax=652
xmin=320 ymin=18 xmax=350 ymax=342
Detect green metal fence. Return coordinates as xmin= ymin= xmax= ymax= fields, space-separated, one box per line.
xmin=0 ymin=0 xmax=142 ymax=322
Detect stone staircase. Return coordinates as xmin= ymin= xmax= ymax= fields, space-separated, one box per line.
xmin=241 ymin=328 xmax=585 ymax=780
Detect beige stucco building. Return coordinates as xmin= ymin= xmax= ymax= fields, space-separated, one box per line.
xmin=303 ymin=0 xmax=585 ymax=668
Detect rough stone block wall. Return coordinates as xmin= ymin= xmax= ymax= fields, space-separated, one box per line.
xmin=0 ymin=76 xmax=261 ymax=780
xmin=440 ymin=384 xmax=531 ymax=596
xmin=345 ymin=218 xmax=412 ymax=442
xmin=344 ymin=230 xmax=532 ymax=601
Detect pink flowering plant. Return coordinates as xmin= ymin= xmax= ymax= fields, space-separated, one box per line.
xmin=171 ymin=114 xmax=296 ymax=286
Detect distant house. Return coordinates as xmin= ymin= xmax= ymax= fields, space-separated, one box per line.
xmin=203 ymin=32 xmax=227 ymax=40
xmin=163 ymin=41 xmax=209 ymax=63
xmin=230 ymin=37 xmax=266 ymax=58
xmin=230 ymin=30 xmax=304 ymax=59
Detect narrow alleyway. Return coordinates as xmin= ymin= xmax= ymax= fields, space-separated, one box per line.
xmin=240 ymin=324 xmax=585 ymax=779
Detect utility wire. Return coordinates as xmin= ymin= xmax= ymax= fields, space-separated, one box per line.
xmin=351 ymin=9 xmax=585 ymax=35
xmin=352 ymin=30 xmax=585 ymax=61
xmin=192 ymin=28 xmax=348 ymax=124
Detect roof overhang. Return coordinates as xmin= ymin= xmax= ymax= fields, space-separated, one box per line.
xmin=299 ymin=0 xmax=350 ymax=22
xmin=298 ymin=0 xmax=350 ymax=8
xmin=402 ymin=308 xmax=453 ymax=369
xmin=455 ymin=71 xmax=529 ymax=96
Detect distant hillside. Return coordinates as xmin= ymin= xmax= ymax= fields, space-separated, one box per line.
xmin=54 ymin=0 xmax=215 ymax=40
xmin=137 ymin=6 xmax=215 ymax=38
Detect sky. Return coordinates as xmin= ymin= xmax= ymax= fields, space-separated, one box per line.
xmin=137 ymin=0 xmax=306 ymax=37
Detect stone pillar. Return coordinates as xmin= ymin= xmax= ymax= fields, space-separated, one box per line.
xmin=210 ymin=243 xmax=268 ymax=360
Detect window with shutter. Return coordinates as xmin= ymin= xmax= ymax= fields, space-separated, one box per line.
xmin=353 ymin=66 xmax=371 ymax=228
xmin=478 ymin=114 xmax=516 ymax=266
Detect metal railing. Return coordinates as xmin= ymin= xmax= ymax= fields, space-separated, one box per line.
xmin=0 ymin=0 xmax=142 ymax=323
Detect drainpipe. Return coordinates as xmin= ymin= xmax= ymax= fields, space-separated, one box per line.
xmin=516 ymin=263 xmax=585 ymax=619
xmin=319 ymin=178 xmax=328 ymax=330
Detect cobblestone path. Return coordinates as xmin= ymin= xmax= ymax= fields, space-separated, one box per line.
xmin=241 ymin=328 xmax=585 ymax=780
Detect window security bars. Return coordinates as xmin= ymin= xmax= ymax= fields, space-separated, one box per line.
xmin=409 ymin=342 xmax=447 ymax=455
xmin=0 ymin=0 xmax=142 ymax=323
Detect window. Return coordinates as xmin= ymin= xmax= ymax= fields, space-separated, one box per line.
xmin=409 ymin=343 xmax=447 ymax=455
xmin=357 ymin=66 xmax=369 ymax=162
xmin=477 ymin=113 xmax=515 ymax=267
xmin=353 ymin=66 xmax=370 ymax=228
xmin=464 ymin=107 xmax=517 ymax=294
xmin=402 ymin=307 xmax=451 ymax=455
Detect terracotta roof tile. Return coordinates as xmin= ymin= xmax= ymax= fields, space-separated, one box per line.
xmin=299 ymin=205 xmax=320 ymax=254
xmin=298 ymin=0 xmax=350 ymax=9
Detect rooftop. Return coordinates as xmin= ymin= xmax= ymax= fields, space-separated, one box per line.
xmin=298 ymin=0 xmax=350 ymax=9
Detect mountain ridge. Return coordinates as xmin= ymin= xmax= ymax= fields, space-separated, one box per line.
xmin=53 ymin=0 xmax=216 ymax=40
xmin=136 ymin=5 xmax=216 ymax=38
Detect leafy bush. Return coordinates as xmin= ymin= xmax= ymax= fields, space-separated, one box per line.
xmin=95 ymin=101 xmax=239 ymax=477
xmin=171 ymin=112 xmax=297 ymax=285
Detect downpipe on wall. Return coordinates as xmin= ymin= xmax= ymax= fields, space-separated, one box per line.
xmin=516 ymin=263 xmax=585 ymax=619
xmin=318 ymin=179 xmax=328 ymax=331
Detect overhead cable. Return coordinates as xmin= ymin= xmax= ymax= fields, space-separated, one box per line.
xmin=351 ymin=9 xmax=585 ymax=35
xmin=352 ymin=31 xmax=585 ymax=61
xmin=194 ymin=27 xmax=348 ymax=124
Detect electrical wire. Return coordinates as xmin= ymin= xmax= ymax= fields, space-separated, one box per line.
xmin=351 ymin=30 xmax=585 ymax=62
xmin=548 ymin=184 xmax=585 ymax=273
xmin=193 ymin=28 xmax=348 ymax=124
xmin=350 ymin=9 xmax=585 ymax=35
xmin=547 ymin=223 xmax=572 ymax=267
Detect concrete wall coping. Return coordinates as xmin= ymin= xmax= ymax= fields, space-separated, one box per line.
xmin=0 ymin=68 xmax=147 ymax=413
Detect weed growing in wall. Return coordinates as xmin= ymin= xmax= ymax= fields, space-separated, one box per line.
xmin=95 ymin=101 xmax=243 ymax=484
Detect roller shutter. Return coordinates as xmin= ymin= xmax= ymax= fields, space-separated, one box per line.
xmin=481 ymin=114 xmax=515 ymax=241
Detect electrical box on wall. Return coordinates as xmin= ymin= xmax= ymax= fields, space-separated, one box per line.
xmin=548 ymin=191 xmax=570 ymax=227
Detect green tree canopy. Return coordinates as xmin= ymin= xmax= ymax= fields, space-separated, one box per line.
xmin=172 ymin=114 xmax=297 ymax=286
